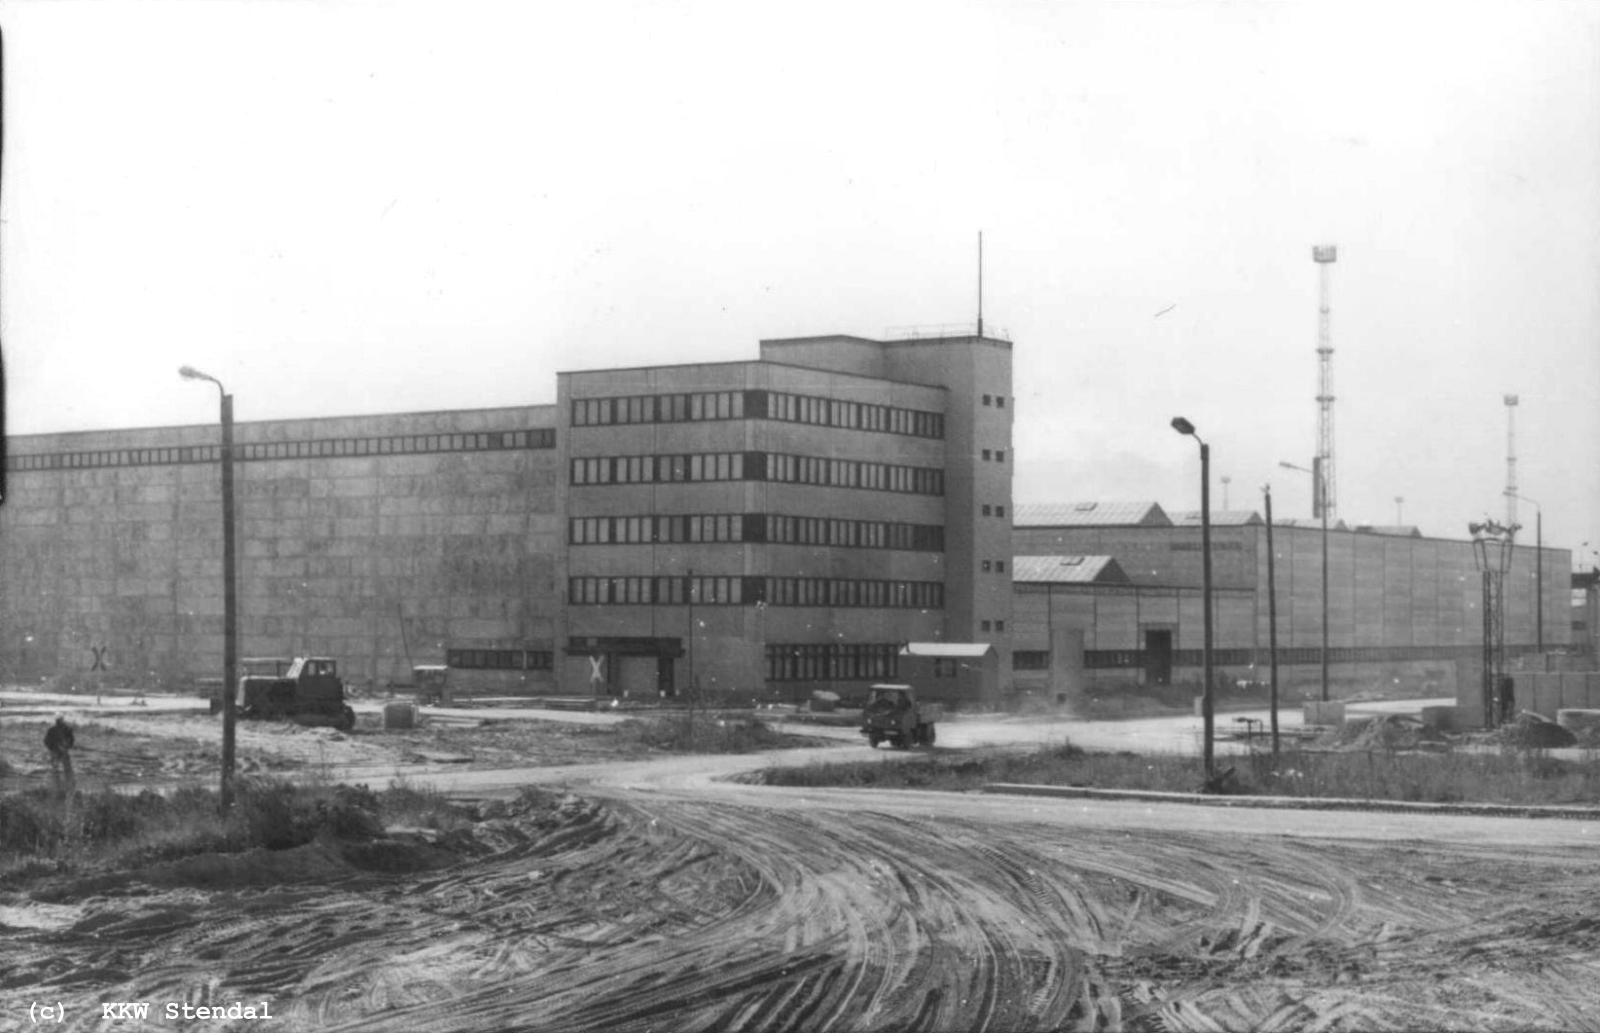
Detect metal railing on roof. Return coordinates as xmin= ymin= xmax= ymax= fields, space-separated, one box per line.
xmin=883 ymin=323 xmax=1010 ymax=341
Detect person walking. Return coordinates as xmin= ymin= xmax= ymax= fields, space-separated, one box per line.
xmin=44 ymin=714 xmax=75 ymax=788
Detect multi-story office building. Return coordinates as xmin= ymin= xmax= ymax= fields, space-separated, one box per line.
xmin=557 ymin=332 xmax=1014 ymax=703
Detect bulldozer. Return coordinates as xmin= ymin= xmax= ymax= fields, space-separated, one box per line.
xmin=860 ymin=683 xmax=941 ymax=748
xmin=232 ymin=656 xmax=356 ymax=731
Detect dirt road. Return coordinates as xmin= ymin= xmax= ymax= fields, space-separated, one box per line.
xmin=9 ymin=725 xmax=1600 ymax=1031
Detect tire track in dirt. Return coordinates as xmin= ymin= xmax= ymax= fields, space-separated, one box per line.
xmin=11 ymin=788 xmax=1600 ymax=1031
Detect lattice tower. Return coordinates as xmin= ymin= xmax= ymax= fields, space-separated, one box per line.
xmin=1313 ymin=245 xmax=1338 ymax=520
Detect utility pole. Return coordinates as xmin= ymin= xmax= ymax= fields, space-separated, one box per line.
xmin=1264 ymin=484 xmax=1280 ymax=755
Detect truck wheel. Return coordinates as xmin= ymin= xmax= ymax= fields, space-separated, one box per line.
xmin=337 ymin=705 xmax=355 ymax=732
xmin=867 ymin=733 xmax=882 ymax=748
xmin=924 ymin=725 xmax=936 ymax=747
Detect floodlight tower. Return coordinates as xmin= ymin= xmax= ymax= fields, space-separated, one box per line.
xmin=1312 ymin=245 xmax=1338 ymax=521
xmin=1503 ymin=394 xmax=1519 ymax=529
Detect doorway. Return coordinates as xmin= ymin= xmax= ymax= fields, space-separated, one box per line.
xmin=1143 ymin=629 xmax=1173 ymax=686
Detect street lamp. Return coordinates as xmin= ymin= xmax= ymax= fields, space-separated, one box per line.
xmin=180 ymin=365 xmax=238 ymax=810
xmin=1469 ymin=518 xmax=1519 ymax=727
xmin=1508 ymin=493 xmax=1543 ymax=654
xmin=1170 ymin=417 xmax=1214 ymax=778
xmin=1280 ymin=460 xmax=1330 ymax=702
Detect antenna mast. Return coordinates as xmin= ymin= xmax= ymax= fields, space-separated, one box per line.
xmin=976 ymin=230 xmax=984 ymax=338
xmin=1312 ymin=245 xmax=1338 ymax=520
xmin=1504 ymin=394 xmax=1519 ymax=528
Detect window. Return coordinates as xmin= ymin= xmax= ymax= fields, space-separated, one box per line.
xmin=1013 ymin=650 xmax=1050 ymax=671
xmin=981 ymin=505 xmax=992 ymax=516
xmin=996 ymin=450 xmax=1005 ymax=463
xmin=995 ymin=620 xmax=1005 ymax=632
xmin=996 ymin=505 xmax=1006 ymax=518
xmin=996 ymin=396 xmax=1006 ymax=408
xmin=981 ymin=620 xmax=992 ymax=632
xmin=996 ymin=560 xmax=1005 ymax=573
xmin=982 ymin=449 xmax=992 ymax=461
xmin=981 ymin=560 xmax=992 ymax=572
xmin=982 ymin=394 xmax=992 ymax=406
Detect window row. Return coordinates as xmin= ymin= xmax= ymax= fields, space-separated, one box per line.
xmin=979 ymin=448 xmax=1006 ymax=462
xmin=567 ymin=576 xmax=944 ymax=609
xmin=569 ymin=451 xmax=945 ymax=496
xmin=766 ymin=642 xmax=901 ymax=682
xmin=570 ymin=389 xmax=944 ymax=439
xmin=979 ymin=619 xmax=1007 ymax=632
xmin=979 ymin=504 xmax=1008 ymax=518
xmin=764 ymin=392 xmax=943 ymax=438
xmin=8 ymin=429 xmax=555 ymax=473
xmin=981 ymin=394 xmax=1008 ymax=408
xmin=766 ymin=453 xmax=944 ymax=494
xmin=571 ymin=452 xmax=746 ymax=485
xmin=572 ymin=390 xmax=745 ymax=426
xmin=569 ymin=513 xmax=944 ymax=551
xmin=445 ymin=648 xmax=554 ymax=671
xmin=1012 ymin=650 xmax=1051 ymax=670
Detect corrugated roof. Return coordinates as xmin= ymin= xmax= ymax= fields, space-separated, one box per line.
xmin=1274 ymin=518 xmax=1351 ymax=531
xmin=1011 ymin=555 xmax=1132 ymax=584
xmin=1173 ymin=510 xmax=1264 ymax=527
xmin=1355 ymin=524 xmax=1423 ymax=538
xmin=1012 ymin=501 xmax=1171 ymax=527
xmin=899 ymin=643 xmax=996 ymax=658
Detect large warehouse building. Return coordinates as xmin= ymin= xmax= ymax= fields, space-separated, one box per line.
xmin=0 ymin=332 xmax=1014 ymax=703
xmin=1008 ymin=502 xmax=1568 ymax=703
xmin=0 ymin=331 xmax=1575 ymax=709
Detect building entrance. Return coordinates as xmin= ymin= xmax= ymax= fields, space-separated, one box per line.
xmin=1143 ymin=629 xmax=1173 ymax=686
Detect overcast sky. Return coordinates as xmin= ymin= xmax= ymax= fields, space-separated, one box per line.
xmin=4 ymin=1 xmax=1597 ymax=562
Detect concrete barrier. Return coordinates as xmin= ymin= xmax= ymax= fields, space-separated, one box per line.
xmin=383 ymin=701 xmax=418 ymax=730
xmin=1303 ymin=700 xmax=1346 ymax=727
xmin=1556 ymin=709 xmax=1600 ymax=736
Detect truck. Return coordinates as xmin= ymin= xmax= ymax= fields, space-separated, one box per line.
xmin=228 ymin=656 xmax=356 ymax=731
xmin=860 ymin=683 xmax=941 ymax=748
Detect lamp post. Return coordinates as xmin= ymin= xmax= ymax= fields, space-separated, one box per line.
xmin=1280 ymin=460 xmax=1330 ymax=702
xmin=1170 ymin=417 xmax=1214 ymax=778
xmin=180 ymin=365 xmax=238 ymax=810
xmin=1469 ymin=518 xmax=1518 ymax=728
xmin=1508 ymin=493 xmax=1543 ymax=654
xmin=1263 ymin=483 xmax=1280 ymax=755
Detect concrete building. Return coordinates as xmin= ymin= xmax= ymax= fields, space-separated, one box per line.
xmin=1010 ymin=502 xmax=1570 ymax=702
xmin=0 ymin=330 xmax=1576 ymax=712
xmin=0 ymin=408 xmax=561 ymax=692
xmin=0 ymin=332 xmax=1013 ymax=704
xmin=557 ymin=333 xmax=1014 ymax=703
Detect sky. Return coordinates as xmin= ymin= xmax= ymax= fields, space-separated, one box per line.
xmin=3 ymin=1 xmax=1598 ymax=565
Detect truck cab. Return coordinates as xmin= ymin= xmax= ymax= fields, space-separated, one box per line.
xmin=861 ymin=683 xmax=940 ymax=749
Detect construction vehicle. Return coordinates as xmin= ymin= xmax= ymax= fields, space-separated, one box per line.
xmin=208 ymin=657 xmax=292 ymax=715
xmin=234 ymin=656 xmax=356 ymax=731
xmin=860 ymin=683 xmax=941 ymax=748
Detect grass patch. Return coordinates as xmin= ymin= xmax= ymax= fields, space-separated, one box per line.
xmin=0 ymin=777 xmax=464 ymax=884
xmin=760 ymin=743 xmax=1600 ymax=806
xmin=614 ymin=713 xmax=809 ymax=753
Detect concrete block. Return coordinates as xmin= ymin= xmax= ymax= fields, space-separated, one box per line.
xmin=1556 ymin=709 xmax=1600 ymax=735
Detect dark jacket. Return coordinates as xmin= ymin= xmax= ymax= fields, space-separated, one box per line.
xmin=44 ymin=720 xmax=75 ymax=753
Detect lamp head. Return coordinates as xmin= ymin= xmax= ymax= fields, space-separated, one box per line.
xmin=178 ymin=366 xmax=205 ymax=380
xmin=1170 ymin=416 xmax=1196 ymax=436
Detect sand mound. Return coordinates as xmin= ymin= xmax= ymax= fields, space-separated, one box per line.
xmin=1319 ymin=714 xmax=1448 ymax=752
